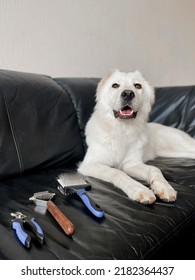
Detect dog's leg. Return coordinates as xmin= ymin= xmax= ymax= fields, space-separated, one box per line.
xmin=126 ymin=164 xmax=177 ymax=202
xmin=123 ymin=163 xmax=177 ymax=202
xmin=146 ymin=123 xmax=195 ymax=159
xmin=78 ymin=163 xmax=156 ymax=204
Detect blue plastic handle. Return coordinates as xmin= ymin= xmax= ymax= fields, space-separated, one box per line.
xmin=77 ymin=189 xmax=104 ymax=218
xmin=31 ymin=218 xmax=43 ymax=234
xmin=29 ymin=217 xmax=44 ymax=245
xmin=12 ymin=220 xmax=30 ymax=248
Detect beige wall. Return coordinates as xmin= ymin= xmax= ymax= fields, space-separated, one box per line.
xmin=0 ymin=0 xmax=194 ymax=86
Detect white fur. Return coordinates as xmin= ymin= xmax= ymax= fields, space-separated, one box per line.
xmin=78 ymin=69 xmax=195 ymax=204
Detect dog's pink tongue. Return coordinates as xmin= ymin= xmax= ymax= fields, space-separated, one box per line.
xmin=120 ymin=109 xmax=134 ymax=116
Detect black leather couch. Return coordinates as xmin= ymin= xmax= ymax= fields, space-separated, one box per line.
xmin=0 ymin=69 xmax=194 ymax=260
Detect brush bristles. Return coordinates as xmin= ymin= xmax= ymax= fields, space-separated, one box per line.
xmin=57 ymin=171 xmax=87 ymax=187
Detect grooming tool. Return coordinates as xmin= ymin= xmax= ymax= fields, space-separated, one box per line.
xmin=57 ymin=172 xmax=104 ymax=218
xmin=11 ymin=211 xmax=44 ymax=248
xmin=29 ymin=191 xmax=74 ymax=236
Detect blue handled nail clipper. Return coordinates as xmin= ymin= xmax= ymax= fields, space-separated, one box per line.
xmin=11 ymin=211 xmax=44 ymax=248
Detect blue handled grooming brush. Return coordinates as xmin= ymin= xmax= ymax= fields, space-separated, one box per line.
xmin=57 ymin=171 xmax=104 ymax=218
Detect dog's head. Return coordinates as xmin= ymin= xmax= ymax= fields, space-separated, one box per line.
xmin=96 ymin=69 xmax=155 ymax=121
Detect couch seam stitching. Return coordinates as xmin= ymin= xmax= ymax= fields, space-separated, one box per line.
xmin=2 ymin=88 xmax=23 ymax=173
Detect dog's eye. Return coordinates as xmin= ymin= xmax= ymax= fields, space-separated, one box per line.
xmin=134 ymin=83 xmax=142 ymax=89
xmin=112 ymin=83 xmax=120 ymax=88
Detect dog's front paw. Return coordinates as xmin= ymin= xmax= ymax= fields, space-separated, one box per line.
xmin=151 ymin=180 xmax=177 ymax=202
xmin=131 ymin=188 xmax=156 ymax=205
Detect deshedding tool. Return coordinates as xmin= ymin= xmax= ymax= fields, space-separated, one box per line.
xmin=29 ymin=191 xmax=74 ymax=236
xmin=57 ymin=172 xmax=104 ymax=218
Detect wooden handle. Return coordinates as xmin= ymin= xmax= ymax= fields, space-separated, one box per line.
xmin=47 ymin=200 xmax=74 ymax=235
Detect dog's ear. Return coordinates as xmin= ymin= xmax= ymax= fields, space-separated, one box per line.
xmin=98 ymin=68 xmax=119 ymax=86
xmin=96 ymin=68 xmax=119 ymax=100
xmin=147 ymin=84 xmax=155 ymax=107
xmin=134 ymin=70 xmax=143 ymax=77
xmin=134 ymin=70 xmax=155 ymax=106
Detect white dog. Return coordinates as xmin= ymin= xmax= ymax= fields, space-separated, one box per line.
xmin=78 ymin=69 xmax=195 ymax=204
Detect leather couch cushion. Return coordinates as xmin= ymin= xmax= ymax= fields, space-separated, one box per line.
xmin=54 ymin=78 xmax=99 ymax=152
xmin=150 ymin=86 xmax=195 ymax=137
xmin=0 ymin=70 xmax=84 ymax=179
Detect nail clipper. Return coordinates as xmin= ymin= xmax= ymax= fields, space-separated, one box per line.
xmin=11 ymin=211 xmax=44 ymax=248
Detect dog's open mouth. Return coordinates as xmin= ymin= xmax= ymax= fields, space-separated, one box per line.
xmin=113 ymin=105 xmax=137 ymax=119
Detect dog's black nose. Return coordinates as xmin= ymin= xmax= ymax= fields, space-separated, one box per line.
xmin=121 ymin=90 xmax=135 ymax=101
